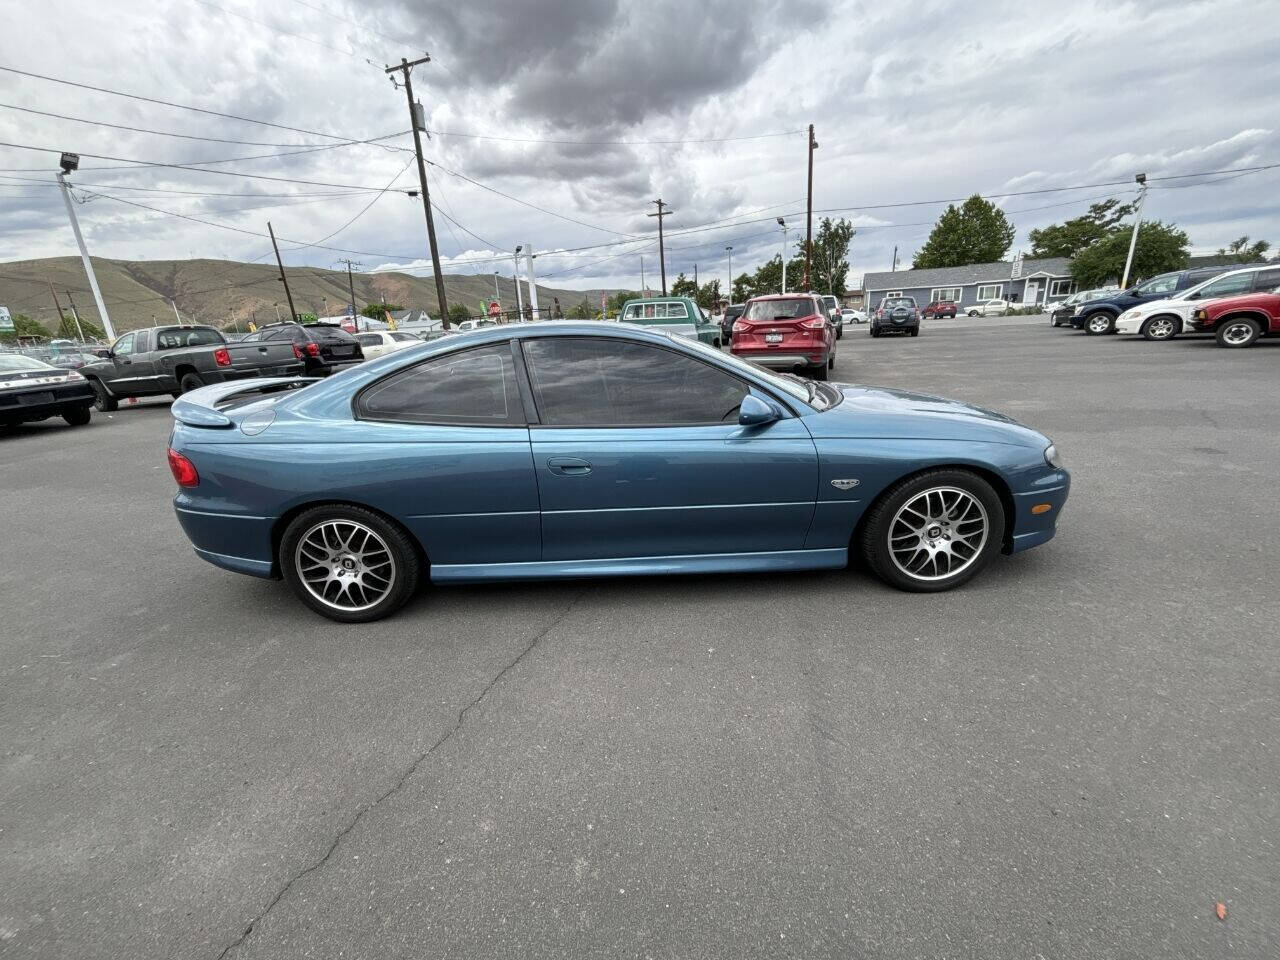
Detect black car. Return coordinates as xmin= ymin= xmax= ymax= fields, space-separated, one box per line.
xmin=0 ymin=354 xmax=95 ymax=429
xmin=720 ymin=303 xmax=745 ymax=345
xmin=242 ymin=322 xmax=365 ymax=376
xmin=871 ymin=297 xmax=921 ymax=337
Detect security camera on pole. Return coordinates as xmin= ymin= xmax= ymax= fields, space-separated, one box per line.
xmin=1120 ymin=173 xmax=1148 ymax=290
xmin=55 ymin=152 xmax=116 ymax=341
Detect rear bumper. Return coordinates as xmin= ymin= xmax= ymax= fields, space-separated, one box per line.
xmin=0 ymin=382 xmax=95 ymax=421
xmin=313 ymin=359 xmax=364 ymax=376
xmin=174 ymin=503 xmax=279 ymax=579
xmin=731 ymin=350 xmax=820 ymax=369
xmin=207 ymin=362 xmax=305 ymax=384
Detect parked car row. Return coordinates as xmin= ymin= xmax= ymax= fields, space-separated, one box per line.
xmin=1053 ymin=262 xmax=1280 ymax=347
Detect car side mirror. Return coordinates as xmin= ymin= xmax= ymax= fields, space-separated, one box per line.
xmin=739 ymin=394 xmax=781 ymax=427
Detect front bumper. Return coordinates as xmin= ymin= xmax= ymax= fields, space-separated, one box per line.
xmin=0 ymin=380 xmax=95 ymax=422
xmin=1114 ymin=315 xmax=1143 ymax=335
xmin=1009 ymin=469 xmax=1071 ymax=553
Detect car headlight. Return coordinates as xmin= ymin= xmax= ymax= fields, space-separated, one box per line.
xmin=1044 ymin=443 xmax=1062 ymax=469
xmin=1072 ymin=305 xmax=1084 ymax=316
xmin=1120 ymin=309 xmax=1140 ymax=320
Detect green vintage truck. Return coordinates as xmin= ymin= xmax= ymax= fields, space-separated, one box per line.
xmin=617 ymin=297 xmax=723 ymax=347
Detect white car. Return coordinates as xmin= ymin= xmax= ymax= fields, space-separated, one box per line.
xmin=840 ymin=307 xmax=867 ymax=325
xmin=1114 ymin=265 xmax=1278 ymax=340
xmin=354 ymin=330 xmax=423 ymax=360
xmin=966 ymin=299 xmax=1010 ymax=317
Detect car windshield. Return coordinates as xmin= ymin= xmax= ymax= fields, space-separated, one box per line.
xmin=672 ymin=335 xmax=812 ymax=404
xmin=0 ymin=355 xmax=55 ymax=372
xmin=744 ymin=298 xmax=814 ymax=321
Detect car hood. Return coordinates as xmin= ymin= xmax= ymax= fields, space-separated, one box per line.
xmin=804 ymin=382 xmax=1048 ymax=448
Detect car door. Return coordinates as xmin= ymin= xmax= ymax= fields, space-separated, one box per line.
xmin=520 ymin=335 xmax=819 ymax=561
xmin=356 ymin=333 xmax=385 ymax=359
xmin=106 ymin=332 xmax=141 ymax=392
xmin=1183 ymin=270 xmax=1261 ymax=303
xmin=352 ymin=341 xmax=540 ymax=568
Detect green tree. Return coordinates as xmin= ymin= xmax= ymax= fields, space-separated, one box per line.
xmin=568 ymin=298 xmax=593 ymax=319
xmin=913 ymin=195 xmax=1015 ymax=268
xmin=1070 ymin=220 xmax=1190 ymax=288
xmin=447 ymin=303 xmax=472 ymax=323
xmin=0 ymin=312 xmax=51 ymax=343
xmin=670 ymin=272 xmax=697 ymax=299
xmin=751 ymin=256 xmax=784 ymax=296
xmin=1216 ymin=235 xmax=1271 ymax=263
xmin=606 ymin=290 xmax=639 ymax=315
xmin=55 ymin=314 xmax=106 ymax=341
xmin=696 ymin=278 xmax=721 ymax=309
xmin=1028 ymin=199 xmax=1137 ymax=258
xmin=806 ymin=217 xmax=855 ymax=295
xmin=361 ymin=301 xmax=403 ymax=320
xmin=731 ymin=273 xmax=754 ymax=302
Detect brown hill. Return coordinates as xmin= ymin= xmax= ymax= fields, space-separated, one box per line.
xmin=0 ymin=257 xmax=619 ymax=334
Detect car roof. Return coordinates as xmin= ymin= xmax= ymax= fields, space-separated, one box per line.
xmin=748 ymin=293 xmax=817 ymax=301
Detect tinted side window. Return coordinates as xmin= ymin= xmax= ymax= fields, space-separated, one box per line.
xmin=1197 ymin=273 xmax=1255 ymax=299
xmin=522 ymin=337 xmax=749 ymax=427
xmin=113 ymin=333 xmax=136 ymax=356
xmin=1251 ymin=268 xmax=1280 ymax=291
xmin=357 ymin=334 xmax=380 ymax=347
xmin=357 ymin=344 xmax=524 ymax=425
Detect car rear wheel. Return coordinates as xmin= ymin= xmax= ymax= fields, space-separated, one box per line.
xmin=967 ymin=310 xmax=979 ymax=317
xmin=1216 ymin=317 xmax=1260 ymax=348
xmin=910 ymin=328 xmax=919 ymax=337
xmin=179 ymin=372 xmax=205 ymax=394
xmin=280 ymin=505 xmax=421 ymax=623
xmin=809 ymin=359 xmax=830 ymax=380
xmin=1085 ymin=313 xmax=1115 ymax=335
xmin=89 ymin=378 xmax=117 ymax=412
xmin=62 ymin=405 xmax=92 ymax=426
xmin=859 ymin=470 xmax=1005 ymax=592
xmin=1141 ymin=316 xmax=1178 ymax=341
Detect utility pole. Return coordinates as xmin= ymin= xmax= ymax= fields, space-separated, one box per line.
xmin=493 ymin=271 xmax=500 ymax=303
xmin=55 ymin=154 xmax=115 ymax=341
xmin=170 ymin=299 xmax=182 ymax=323
xmin=805 ymin=124 xmax=818 ymax=291
xmin=891 ymin=245 xmax=899 ymax=272
xmin=513 ymin=246 xmax=525 ymax=321
xmin=694 ymin=262 xmax=699 ymax=291
xmin=725 ymin=246 xmax=733 ymax=302
xmin=336 ymin=258 xmax=361 ymax=319
xmin=1120 ymin=173 xmax=1148 ymax=290
xmin=525 ymin=246 xmax=541 ymax=320
xmin=64 ymin=290 xmax=86 ymax=341
xmin=640 ymin=255 xmax=646 ymax=295
xmin=386 ymin=55 xmax=450 ymax=327
xmin=268 ymin=222 xmax=299 ymax=322
xmin=49 ymin=283 xmax=82 ymax=342
xmin=777 ymin=218 xmax=788 ymax=293
xmin=647 ymin=199 xmax=672 ymax=295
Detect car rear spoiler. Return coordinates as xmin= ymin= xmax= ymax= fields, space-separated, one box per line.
xmin=170 ymin=377 xmax=317 ymax=428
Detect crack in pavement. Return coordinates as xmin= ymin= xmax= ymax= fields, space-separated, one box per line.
xmin=213 ymin=593 xmax=583 ymax=960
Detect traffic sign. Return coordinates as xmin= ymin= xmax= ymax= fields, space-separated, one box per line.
xmin=488 ymin=300 xmax=501 ymax=318
xmin=0 ymin=306 xmax=12 ymax=332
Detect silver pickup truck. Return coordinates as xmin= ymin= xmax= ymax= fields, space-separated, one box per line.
xmin=81 ymin=325 xmax=304 ymax=411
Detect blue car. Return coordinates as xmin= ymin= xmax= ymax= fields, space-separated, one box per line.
xmin=168 ymin=323 xmax=1070 ymax=622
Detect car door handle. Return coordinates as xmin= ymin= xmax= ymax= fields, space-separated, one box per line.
xmin=547 ymin=457 xmax=592 ymax=476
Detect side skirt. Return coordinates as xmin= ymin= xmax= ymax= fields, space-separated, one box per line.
xmin=431 ymin=548 xmax=849 ymax=583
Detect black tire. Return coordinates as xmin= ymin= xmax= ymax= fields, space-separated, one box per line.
xmin=1141 ymin=316 xmax=1179 ymax=341
xmin=1083 ymin=312 xmax=1115 ymax=335
xmin=89 ymin=378 xmax=117 ymax=412
xmin=179 ymin=372 xmax=205 ymax=394
xmin=967 ymin=310 xmax=979 ymax=317
xmin=809 ymin=359 xmax=830 ymax=381
xmin=910 ymin=328 xmax=920 ymax=337
xmin=279 ymin=504 xmax=421 ymax=623
xmin=870 ymin=327 xmax=880 ymax=338
xmin=836 ymin=327 xmax=843 ymax=340
xmin=1216 ymin=316 xmax=1261 ymax=348
xmin=62 ymin=405 xmax=92 ymax=426
xmin=859 ymin=469 xmax=1005 ymax=593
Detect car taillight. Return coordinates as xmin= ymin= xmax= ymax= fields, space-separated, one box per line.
xmin=306 ymin=342 xmax=320 ymax=357
xmin=801 ymin=316 xmax=826 ymax=329
xmin=213 ymin=347 xmax=232 ymax=367
xmin=732 ymin=321 xmax=750 ymax=333
xmin=167 ymin=448 xmax=199 ymax=487
xmin=292 ymin=344 xmax=304 ymax=360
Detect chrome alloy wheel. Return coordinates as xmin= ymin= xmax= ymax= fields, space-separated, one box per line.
xmin=1221 ymin=321 xmax=1256 ymax=346
xmin=1146 ymin=317 xmax=1177 ymax=339
xmin=294 ymin=519 xmax=396 ymax=612
xmin=1087 ymin=315 xmax=1112 ymax=334
xmin=888 ymin=486 xmax=989 ymax=582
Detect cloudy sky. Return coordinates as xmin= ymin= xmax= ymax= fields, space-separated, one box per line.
xmin=2 ymin=0 xmax=1278 ymax=293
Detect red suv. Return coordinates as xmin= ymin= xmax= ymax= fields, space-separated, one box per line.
xmin=1188 ymin=289 xmax=1280 ymax=347
xmin=731 ymin=294 xmax=836 ymax=380
xmin=922 ymin=300 xmax=957 ymax=318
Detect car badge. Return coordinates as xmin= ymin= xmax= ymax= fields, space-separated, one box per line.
xmin=830 ymin=479 xmax=860 ymax=490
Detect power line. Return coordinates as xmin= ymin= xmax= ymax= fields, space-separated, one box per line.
xmin=0 ymin=173 xmax=367 ymax=199
xmin=425 ymin=128 xmax=807 ymax=146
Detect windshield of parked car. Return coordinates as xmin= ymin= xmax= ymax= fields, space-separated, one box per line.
xmin=673 ymin=335 xmax=812 ymax=404
xmin=1135 ymin=274 xmax=1180 ymax=295
xmin=0 ymin=355 xmax=55 ymax=372
xmin=744 ymin=298 xmax=815 ymax=321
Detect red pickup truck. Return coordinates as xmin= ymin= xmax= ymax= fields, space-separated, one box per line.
xmin=1188 ymin=291 xmax=1280 ymax=347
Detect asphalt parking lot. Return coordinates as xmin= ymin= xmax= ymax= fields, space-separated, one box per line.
xmin=3 ymin=320 xmax=1278 ymax=959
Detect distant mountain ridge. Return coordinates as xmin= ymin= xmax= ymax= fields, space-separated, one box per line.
xmin=0 ymin=256 xmax=617 ymax=333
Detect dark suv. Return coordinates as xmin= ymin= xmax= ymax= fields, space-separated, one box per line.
xmin=871 ymin=297 xmax=921 ymax=337
xmin=720 ymin=303 xmax=745 ymax=345
xmin=1070 ymin=265 xmax=1255 ymax=335
xmin=243 ymin=322 xmax=364 ymax=376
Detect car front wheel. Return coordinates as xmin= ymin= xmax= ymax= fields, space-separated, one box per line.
xmin=1141 ymin=316 xmax=1179 ymax=341
xmin=967 ymin=310 xmax=979 ymax=317
xmin=1217 ymin=317 xmax=1261 ymax=348
xmin=89 ymin=379 xmax=117 ymax=412
xmin=1085 ymin=313 xmax=1115 ymax=335
xmin=62 ymin=405 xmax=92 ymax=426
xmin=280 ymin=505 xmax=421 ymax=622
xmin=859 ymin=469 xmax=1005 ymax=592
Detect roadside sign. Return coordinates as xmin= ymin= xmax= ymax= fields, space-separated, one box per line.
xmin=488 ymin=300 xmax=501 ymax=318
xmin=0 ymin=306 xmax=12 ymax=332
xmin=1011 ymin=253 xmax=1024 ymax=279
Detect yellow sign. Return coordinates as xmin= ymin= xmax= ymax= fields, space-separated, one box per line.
xmin=384 ymin=310 xmax=397 ymax=331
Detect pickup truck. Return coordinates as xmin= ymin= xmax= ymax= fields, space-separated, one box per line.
xmin=82 ymin=324 xmax=304 ymax=411
xmin=618 ymin=297 xmax=722 ymax=346
xmin=1187 ymin=290 xmax=1280 ymax=348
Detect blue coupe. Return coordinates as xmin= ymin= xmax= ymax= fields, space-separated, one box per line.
xmin=168 ymin=322 xmax=1070 ymax=622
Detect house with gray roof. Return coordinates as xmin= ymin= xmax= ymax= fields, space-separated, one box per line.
xmin=863 ymin=257 xmax=1075 ymax=311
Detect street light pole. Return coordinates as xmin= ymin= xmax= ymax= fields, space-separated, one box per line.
xmin=777 ymin=218 xmax=788 ymax=293
xmin=725 ymin=246 xmax=733 ymax=302
xmin=55 ymin=162 xmax=116 ymax=341
xmin=525 ymin=245 xmax=541 ymax=320
xmin=513 ymin=246 xmax=525 ymax=321
xmin=386 ymin=55 xmax=451 ymax=327
xmin=804 ymin=124 xmax=818 ymax=291
xmin=1120 ymin=173 xmax=1148 ymax=290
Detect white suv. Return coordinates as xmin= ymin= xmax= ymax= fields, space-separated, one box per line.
xmin=966 ymin=299 xmax=1010 ymax=317
xmin=1114 ymin=265 xmax=1280 ymax=340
